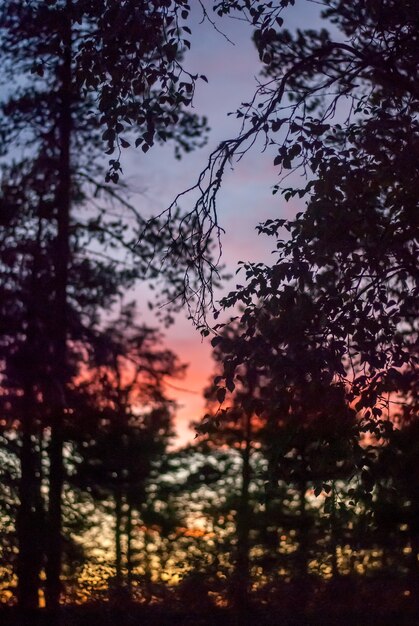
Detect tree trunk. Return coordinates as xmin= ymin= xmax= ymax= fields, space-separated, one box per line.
xmin=330 ymin=481 xmax=339 ymax=579
xmin=126 ymin=500 xmax=133 ymax=597
xmin=45 ymin=2 xmax=72 ymax=611
xmin=115 ymin=486 xmax=123 ymax=589
xmin=295 ymin=477 xmax=309 ymax=616
xmin=234 ymin=411 xmax=252 ymax=625
xmin=408 ymin=515 xmax=419 ymax=591
xmin=17 ymin=218 xmax=46 ymax=611
xmin=17 ymin=425 xmax=43 ymax=610
xmin=297 ymin=479 xmax=309 ymax=579
xmin=263 ymin=478 xmax=279 ymax=573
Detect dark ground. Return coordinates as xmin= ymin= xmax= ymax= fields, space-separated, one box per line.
xmin=2 ymin=577 xmax=418 ymax=626
xmin=1 ymin=606 xmax=419 ymax=626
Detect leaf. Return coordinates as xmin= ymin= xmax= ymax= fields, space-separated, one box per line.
xmin=226 ymin=378 xmax=235 ymax=393
xmin=271 ymin=119 xmax=284 ymax=132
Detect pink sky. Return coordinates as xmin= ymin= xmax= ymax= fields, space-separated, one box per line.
xmin=122 ymin=2 xmax=324 ymax=445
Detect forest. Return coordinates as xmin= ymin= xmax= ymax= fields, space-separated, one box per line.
xmin=0 ymin=1 xmax=417 ymax=625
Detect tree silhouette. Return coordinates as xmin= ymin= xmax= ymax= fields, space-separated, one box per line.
xmin=201 ymin=314 xmax=360 ymax=616
xmin=0 ymin=1 xmax=417 ymax=621
xmin=69 ymin=304 xmax=184 ymax=599
xmin=0 ymin=0 xmax=205 ymax=610
xmin=200 ymin=325 xmax=265 ymax=621
xmin=196 ymin=0 xmax=417 ymax=483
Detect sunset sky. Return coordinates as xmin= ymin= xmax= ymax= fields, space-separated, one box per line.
xmin=122 ymin=2 xmax=323 ymax=444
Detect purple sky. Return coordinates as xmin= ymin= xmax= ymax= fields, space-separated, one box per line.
xmin=122 ymin=2 xmax=324 ymax=444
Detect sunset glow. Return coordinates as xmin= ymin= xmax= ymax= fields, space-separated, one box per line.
xmin=0 ymin=1 xmax=417 ymax=625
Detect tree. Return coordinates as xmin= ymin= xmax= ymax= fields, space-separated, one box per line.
xmin=158 ymin=442 xmax=257 ymax=611
xmin=200 ymin=324 xmax=265 ymax=621
xmin=1 ymin=0 xmax=417 ymax=616
xmin=201 ymin=314 xmax=359 ymax=616
xmin=186 ymin=0 xmax=418 ymax=474
xmin=190 ymin=4 xmax=418 ymax=612
xmin=0 ymin=0 xmax=206 ymax=610
xmin=70 ymin=304 xmax=184 ymax=598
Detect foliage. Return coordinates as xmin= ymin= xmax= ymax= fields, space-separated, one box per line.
xmin=64 ymin=305 xmax=183 ymax=596
xmin=192 ymin=0 xmax=418 ymax=452
xmin=0 ymin=0 xmax=208 ymax=177
xmin=0 ymin=0 xmax=207 ymax=610
xmin=0 ymin=0 xmax=418 ymax=617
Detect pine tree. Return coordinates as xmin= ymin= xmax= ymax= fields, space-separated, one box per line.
xmin=0 ymin=0 xmax=205 ymax=610
xmin=69 ymin=304 xmax=184 ymax=598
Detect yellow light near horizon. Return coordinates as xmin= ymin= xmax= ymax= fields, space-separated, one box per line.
xmin=39 ymin=589 xmax=45 ymax=609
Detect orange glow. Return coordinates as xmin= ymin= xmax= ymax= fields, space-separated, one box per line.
xmin=71 ymin=328 xmax=213 ymax=446
xmin=163 ymin=332 xmax=213 ymax=445
xmin=175 ymin=526 xmax=215 ymax=539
